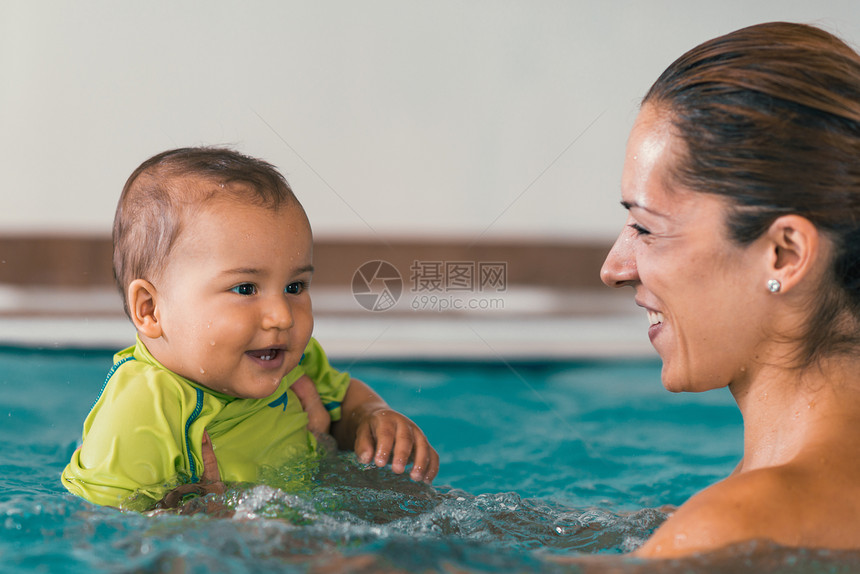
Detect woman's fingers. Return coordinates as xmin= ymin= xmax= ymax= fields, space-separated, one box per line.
xmin=201 ymin=430 xmax=221 ymax=483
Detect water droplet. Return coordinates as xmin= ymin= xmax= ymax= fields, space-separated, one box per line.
xmin=210 ymin=341 xmax=216 ymax=346
xmin=200 ymin=367 xmax=206 ymax=374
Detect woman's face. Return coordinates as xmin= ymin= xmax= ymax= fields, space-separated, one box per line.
xmin=601 ymin=105 xmax=772 ymax=393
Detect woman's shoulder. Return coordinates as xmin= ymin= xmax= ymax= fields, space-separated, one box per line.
xmin=635 ymin=463 xmax=848 ymax=558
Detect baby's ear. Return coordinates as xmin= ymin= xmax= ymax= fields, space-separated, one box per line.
xmin=127 ymin=279 xmax=162 ymax=338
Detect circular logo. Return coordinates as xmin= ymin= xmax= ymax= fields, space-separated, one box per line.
xmin=351 ymin=260 xmax=403 ymax=311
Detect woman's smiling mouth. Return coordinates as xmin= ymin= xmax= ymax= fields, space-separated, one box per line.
xmin=647 ymin=310 xmax=664 ymax=326
xmin=646 ymin=310 xmax=664 ymax=343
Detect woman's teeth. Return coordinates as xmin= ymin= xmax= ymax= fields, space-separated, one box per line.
xmin=648 ymin=311 xmax=664 ymax=326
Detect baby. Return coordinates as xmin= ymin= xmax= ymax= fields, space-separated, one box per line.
xmin=61 ymin=147 xmax=438 ymax=510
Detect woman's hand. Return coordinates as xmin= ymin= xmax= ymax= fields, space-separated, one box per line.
xmin=153 ymin=430 xmax=228 ymax=513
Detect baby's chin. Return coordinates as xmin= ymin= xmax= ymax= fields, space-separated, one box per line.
xmin=245 ymin=375 xmax=289 ymax=399
xmin=198 ymin=379 xmax=283 ymax=399
xmin=230 ymin=385 xmax=283 ymax=400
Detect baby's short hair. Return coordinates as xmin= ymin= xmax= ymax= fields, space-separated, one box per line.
xmin=113 ymin=146 xmax=298 ymax=317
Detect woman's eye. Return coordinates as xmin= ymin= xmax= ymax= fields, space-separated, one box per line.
xmin=628 ymin=223 xmax=651 ymax=236
xmin=231 ymin=283 xmax=257 ymax=296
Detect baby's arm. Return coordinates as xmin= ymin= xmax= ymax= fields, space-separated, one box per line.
xmin=330 ymin=379 xmax=439 ymax=483
xmin=62 ymin=372 xmax=197 ymax=510
xmin=291 ymin=374 xmax=331 ymax=436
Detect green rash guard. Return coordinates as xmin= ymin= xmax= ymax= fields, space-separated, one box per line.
xmin=61 ymin=336 xmax=350 ymax=510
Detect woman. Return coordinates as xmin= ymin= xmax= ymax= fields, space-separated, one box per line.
xmin=601 ymin=22 xmax=860 ymax=558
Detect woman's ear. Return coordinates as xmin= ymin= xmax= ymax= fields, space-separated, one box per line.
xmin=127 ymin=279 xmax=162 ymax=338
xmin=765 ymin=215 xmax=823 ymax=293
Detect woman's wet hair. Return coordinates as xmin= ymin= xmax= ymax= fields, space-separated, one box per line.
xmin=643 ymin=21 xmax=860 ymax=366
xmin=113 ymin=146 xmax=298 ymax=318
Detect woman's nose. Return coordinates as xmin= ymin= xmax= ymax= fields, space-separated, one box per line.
xmin=262 ymin=295 xmax=295 ymax=330
xmin=600 ymin=229 xmax=638 ymax=288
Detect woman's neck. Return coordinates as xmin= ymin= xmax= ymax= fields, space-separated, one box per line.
xmin=730 ymin=353 xmax=860 ymax=472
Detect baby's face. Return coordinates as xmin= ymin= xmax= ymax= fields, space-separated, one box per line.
xmin=149 ymin=197 xmax=314 ymax=399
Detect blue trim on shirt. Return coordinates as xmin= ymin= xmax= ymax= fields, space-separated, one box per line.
xmin=185 ymin=389 xmax=204 ymax=482
xmin=90 ymin=356 xmax=136 ymax=412
xmin=268 ymin=392 xmax=289 ymax=411
xmin=324 ymin=401 xmax=341 ymax=412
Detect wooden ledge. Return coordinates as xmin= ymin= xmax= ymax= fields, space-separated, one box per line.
xmin=0 ymin=235 xmax=611 ymax=289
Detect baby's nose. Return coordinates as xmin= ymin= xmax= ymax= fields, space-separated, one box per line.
xmin=262 ymin=296 xmax=294 ymax=330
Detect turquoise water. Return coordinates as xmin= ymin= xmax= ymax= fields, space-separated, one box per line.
xmin=2 ymin=346 xmax=858 ymax=572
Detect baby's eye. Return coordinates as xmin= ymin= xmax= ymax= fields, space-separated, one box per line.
xmin=231 ymin=283 xmax=257 ymax=296
xmin=628 ymin=223 xmax=651 ymax=236
xmin=285 ymin=282 xmax=305 ymax=295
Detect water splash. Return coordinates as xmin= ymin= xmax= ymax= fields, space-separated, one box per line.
xmin=26 ymin=454 xmax=860 ymax=573
xmin=7 ymin=351 xmax=860 ymax=573
xmin=130 ymin=452 xmax=666 ymax=569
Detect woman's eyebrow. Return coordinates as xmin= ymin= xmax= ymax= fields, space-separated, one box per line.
xmin=621 ymin=200 xmax=665 ymax=216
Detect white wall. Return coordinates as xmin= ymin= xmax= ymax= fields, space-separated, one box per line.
xmin=3 ymin=1 xmax=860 ymax=242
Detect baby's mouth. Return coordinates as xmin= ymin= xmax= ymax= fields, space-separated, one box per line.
xmin=247 ymin=348 xmax=283 ymax=362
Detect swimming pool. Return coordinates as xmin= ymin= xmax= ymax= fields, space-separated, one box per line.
xmin=3 ymin=346 xmax=858 ymax=572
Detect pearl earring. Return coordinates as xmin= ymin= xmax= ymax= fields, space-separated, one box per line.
xmin=767 ymin=279 xmax=781 ymax=293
